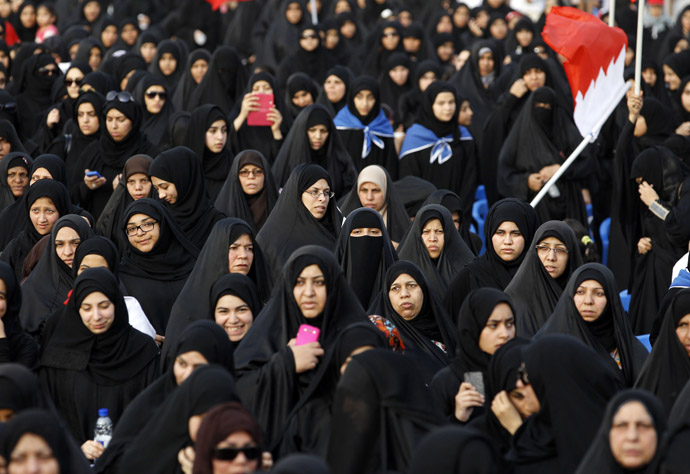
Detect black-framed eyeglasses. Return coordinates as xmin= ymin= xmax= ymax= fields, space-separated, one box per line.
xmin=303 ymin=190 xmax=334 ymax=199
xmin=238 ymin=168 xmax=264 ymax=177
xmin=106 ymin=90 xmax=135 ymax=103
xmin=65 ymin=78 xmax=83 ymax=87
xmin=517 ymin=362 xmax=530 ymax=386
xmin=212 ymin=446 xmax=261 ymax=461
xmin=535 ymin=245 xmax=569 ymax=257
xmin=125 ymin=220 xmax=157 ymax=236
xmin=38 ymin=67 xmax=58 ymax=76
xmin=145 ymin=91 xmax=167 ymax=100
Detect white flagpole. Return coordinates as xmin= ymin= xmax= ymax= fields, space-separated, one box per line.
xmin=609 ymin=0 xmax=616 ymax=27
xmin=310 ymin=0 xmax=318 ymax=24
xmin=634 ymin=0 xmax=645 ymax=94
xmin=530 ymin=82 xmax=632 ymax=208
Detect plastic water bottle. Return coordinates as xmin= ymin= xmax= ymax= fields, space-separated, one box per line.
xmin=93 ymin=408 xmax=113 ymax=448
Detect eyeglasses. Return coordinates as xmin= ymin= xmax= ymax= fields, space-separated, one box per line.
xmin=65 ymin=78 xmax=83 ymax=87
xmin=145 ymin=91 xmax=167 ymax=100
xmin=212 ymin=446 xmax=261 ymax=461
xmin=238 ymin=168 xmax=264 ymax=177
xmin=304 ymin=190 xmax=334 ymax=199
xmin=106 ymin=90 xmax=135 ymax=103
xmin=517 ymin=362 xmax=530 ymax=386
xmin=535 ymin=245 xmax=569 ymax=257
xmin=125 ymin=220 xmax=157 ymax=236
xmin=301 ymin=33 xmax=319 ymax=40
xmin=38 ymin=67 xmax=58 ymax=76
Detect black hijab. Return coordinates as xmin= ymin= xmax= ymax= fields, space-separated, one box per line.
xmin=0 ymin=120 xmax=27 ymax=155
xmin=210 ymin=273 xmax=262 ymax=322
xmin=538 ymin=263 xmax=648 ymax=388
xmin=214 ymin=149 xmax=279 ymax=233
xmin=148 ymin=39 xmax=183 ymax=90
xmin=149 ymin=146 xmax=225 ymax=249
xmin=0 ymin=262 xmax=37 ymax=366
xmin=0 ymin=151 xmax=30 ymax=211
xmin=422 ymin=189 xmax=478 ymax=254
xmin=397 ymin=204 xmax=475 ymax=294
xmin=98 ymin=92 xmax=151 ymax=169
xmin=256 ymin=163 xmax=342 ymax=277
xmin=188 ymin=46 xmax=246 ymax=115
xmin=316 ymin=65 xmax=353 ymax=115
xmin=65 ymin=91 xmax=104 ymax=188
xmin=134 ymin=74 xmax=173 ymax=147
xmin=11 ymin=2 xmax=38 ymax=42
xmin=284 ymin=72 xmax=319 ymax=121
xmin=505 ymin=220 xmax=584 ymax=337
xmin=31 ymin=154 xmax=66 ymax=185
xmin=378 ymin=51 xmax=412 ymax=122
xmin=171 ymin=48 xmax=211 ymax=112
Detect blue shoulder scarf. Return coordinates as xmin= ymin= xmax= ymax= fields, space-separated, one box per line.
xmin=334 ymin=107 xmax=394 ymax=158
xmin=399 ymin=124 xmax=472 ymax=164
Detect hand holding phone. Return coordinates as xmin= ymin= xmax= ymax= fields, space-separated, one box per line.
xmin=85 ymin=170 xmax=103 ymax=179
xmin=295 ymin=324 xmax=320 ymax=345
xmin=84 ymin=169 xmax=107 ymax=191
xmin=247 ymin=93 xmax=274 ymax=126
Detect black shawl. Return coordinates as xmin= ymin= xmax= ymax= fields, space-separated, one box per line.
xmin=30 ymin=153 xmax=66 ymax=185
xmin=162 ymin=217 xmax=272 ymax=370
xmin=0 ymin=262 xmax=37 ymax=367
xmin=170 ymin=48 xmax=211 ymax=113
xmin=277 ymin=24 xmax=338 ymax=89
xmin=397 ymin=204 xmax=474 ymax=294
xmin=148 ymin=39 xmax=184 ymax=91
xmin=505 ymin=220 xmax=584 ymax=338
xmin=256 ymin=163 xmax=342 ymax=278
xmin=188 ymin=46 xmax=247 ymax=116
xmin=16 ymin=53 xmax=60 ymax=134
xmin=378 ymin=51 xmax=412 ymax=123
xmin=149 ymin=146 xmax=225 ymax=249
xmin=398 ymin=60 xmax=442 ymax=129
xmin=538 ymin=263 xmax=648 ymax=388
xmin=214 ymin=149 xmax=279 ymax=233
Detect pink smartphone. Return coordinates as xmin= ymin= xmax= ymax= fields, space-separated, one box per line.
xmin=295 ymin=324 xmax=320 ymax=345
xmin=247 ymin=93 xmax=274 ymax=126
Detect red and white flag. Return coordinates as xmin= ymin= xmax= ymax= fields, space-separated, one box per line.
xmin=542 ymin=7 xmax=628 ymax=137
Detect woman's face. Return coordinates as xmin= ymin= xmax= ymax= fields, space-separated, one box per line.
xmin=537 ymin=236 xmax=569 ymax=279
xmin=238 ymin=164 xmax=265 ymax=195
xmin=7 ymin=166 xmax=28 ymax=198
xmin=120 ymin=23 xmax=138 ymax=45
xmin=126 ymin=173 xmax=152 ymax=200
xmin=215 ymin=294 xmax=253 ymax=342
xmin=641 ymin=67 xmax=657 ymax=88
xmin=437 ymin=42 xmax=455 ymax=62
xmin=381 ymin=27 xmax=400 ymax=50
xmin=228 ymin=234 xmax=254 ymax=275
xmin=489 ymin=19 xmax=508 ymax=40
xmin=349 ymin=226 xmax=382 ymax=237
xmin=190 ymin=59 xmax=208 ymax=84
xmin=30 ymin=167 xmax=52 ymax=185
xmin=516 ymin=29 xmax=533 ymax=47
xmin=307 ymin=124 xmax=329 ymax=151
xmin=173 ymin=350 xmax=208 ymax=386
xmin=19 ymin=4 xmax=35 ymax=28
xmin=55 ymin=226 xmax=81 ymax=268
xmin=358 ymin=181 xmax=385 ymax=212
xmin=77 ymin=102 xmax=99 ymax=136
xmin=158 ymin=52 xmax=177 ymax=76
xmin=454 ymin=6 xmax=469 ymax=27
xmin=65 ymin=68 xmax=85 ymax=99
xmin=144 ymin=85 xmax=166 ymax=115
xmin=301 ymin=178 xmax=331 ymax=220
xmin=663 ymin=65 xmax=681 ymax=91
xmin=89 ymin=46 xmax=102 ymax=71
xmin=432 ymin=91 xmax=456 ymax=122
xmin=79 ymin=291 xmax=115 ymax=335
xmin=105 ymin=108 xmax=133 ymax=142
xmin=151 ymin=177 xmax=178 ymax=204
xmin=299 ymin=28 xmax=319 ymax=52
xmin=139 ymin=42 xmax=157 ymax=64
xmin=353 ymin=89 xmax=376 ymax=117
xmin=77 ymin=253 xmax=109 ymax=275
xmin=389 ymin=65 xmax=409 ymax=86
xmin=285 ymin=2 xmax=303 ymax=24
xmin=478 ymin=51 xmax=494 ymax=77
xmin=573 ymin=279 xmax=607 ymax=322
xmin=478 ymin=302 xmax=515 ymax=355
xmin=0 ymin=135 xmax=11 ymax=157
xmin=82 ymin=0 xmax=101 ymax=22
xmin=421 ymin=218 xmax=444 ymax=259
xmin=30 ymin=197 xmax=59 ymax=235
xmin=675 ymin=313 xmax=690 ymax=357
xmin=293 ymin=264 xmax=327 ymax=318
xmin=389 ymin=273 xmax=424 ymax=320
xmin=0 ymin=278 xmax=6 ymax=318
xmin=8 ymin=434 xmax=59 ymax=474
xmin=291 ymin=90 xmax=314 ymax=108
xmin=205 ymin=119 xmax=228 ymax=153
xmin=212 ymin=430 xmax=260 ymax=474
xmin=418 ymin=71 xmax=437 ymax=92
xmin=609 ymin=401 xmax=657 ymax=470
xmin=126 ymin=213 xmax=160 ymax=253
xmin=436 ymin=15 xmax=453 ymax=33
xmin=251 ymin=80 xmax=273 ymax=95
xmin=491 ymin=221 xmax=525 ymax=262
xmin=681 ymin=81 xmax=690 ymax=113
xmin=101 ymin=25 xmax=118 ymax=49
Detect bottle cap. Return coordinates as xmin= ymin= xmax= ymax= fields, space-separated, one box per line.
xmin=98 ymin=408 xmax=109 ymax=417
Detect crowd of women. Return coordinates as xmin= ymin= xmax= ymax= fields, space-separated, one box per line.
xmin=0 ymin=0 xmax=689 ymax=472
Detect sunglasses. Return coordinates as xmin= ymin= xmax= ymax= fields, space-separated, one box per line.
xmin=212 ymin=447 xmax=261 ymax=461
xmin=38 ymin=67 xmax=58 ymax=76
xmin=106 ymin=90 xmax=135 ymax=103
xmin=65 ymin=78 xmax=83 ymax=87
xmin=145 ymin=91 xmax=167 ymax=100
xmin=301 ymin=33 xmax=319 ymax=40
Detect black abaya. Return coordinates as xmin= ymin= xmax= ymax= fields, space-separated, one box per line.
xmin=0 ymin=262 xmax=37 ymax=367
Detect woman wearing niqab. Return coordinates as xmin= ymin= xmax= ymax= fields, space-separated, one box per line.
xmin=15 ymin=53 xmax=60 ymax=134
xmin=538 ymin=263 xmax=648 ymax=388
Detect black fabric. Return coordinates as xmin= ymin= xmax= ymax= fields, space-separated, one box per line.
xmin=393 ymin=175 xmax=438 ymax=217
xmin=30 ymin=154 xmax=66 ymax=185
xmin=378 ymin=51 xmax=412 ymax=123
xmin=117 ymin=364 xmax=239 ymax=474
xmin=149 ymin=146 xmax=225 ymax=249
xmin=335 ymin=207 xmax=397 ymax=309
xmin=505 ymin=220 xmax=584 ymax=338
xmin=134 ymin=74 xmax=173 ymax=148
xmin=507 ymin=335 xmax=619 ymax=474
xmin=0 ymin=151 xmax=30 ymax=212
xmin=72 ymin=236 xmax=120 ymax=279
xmin=16 ymin=53 xmax=60 ymax=134
xmin=0 ymin=262 xmax=37 ymax=367
xmin=538 ymin=263 xmax=648 ymax=388
xmin=162 ymin=217 xmax=272 ymax=370
xmin=18 ymin=214 xmax=93 ymax=335
xmin=284 ymin=72 xmax=319 ymax=121
xmin=397 ymin=204 xmax=474 ymax=294
xmin=574 ymin=389 xmax=666 ymax=474
xmin=148 ymin=39 xmax=183 ymax=91
xmin=399 ymin=60 xmax=442 ymax=129
xmin=214 ymin=149 xmax=279 ymax=233
xmin=277 ymin=24 xmax=338 ymax=89
xmin=273 ymin=104 xmax=357 ymax=197
xmin=234 ymin=245 xmax=367 ymax=448
xmin=170 ymin=48 xmax=211 ymax=112
xmin=256 ymin=163 xmax=342 ymax=278
xmin=422 ymin=189 xmax=479 ymax=254
xmin=635 ymin=289 xmax=690 ymax=416
xmin=316 ymin=65 xmax=353 ymax=116
xmin=187 ymin=45 xmax=246 ymax=115
xmin=62 ymin=91 xmax=103 ymax=197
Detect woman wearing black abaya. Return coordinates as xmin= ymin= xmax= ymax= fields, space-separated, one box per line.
xmin=278 ymin=25 xmax=337 ymax=90
xmin=574 ymin=389 xmax=665 ymax=474
xmin=399 ymin=60 xmax=442 ymax=130
xmin=162 ymin=217 xmax=272 ymax=370
xmin=93 ymin=321 xmax=234 ymax=474
xmin=659 ymin=377 xmax=690 ymax=473
xmin=171 ymin=48 xmax=210 ymax=112
xmin=30 ymin=154 xmax=66 ymax=186
xmin=18 ymin=215 xmax=94 ymax=336
xmin=187 ymin=46 xmax=246 ymax=116
xmin=635 ymin=289 xmax=690 ymax=416
xmin=538 ymin=264 xmax=648 ymax=388
xmin=507 ymin=335 xmax=619 ymax=474
xmin=38 ymin=268 xmax=159 ymax=449
xmin=149 ymin=146 xmax=225 ymax=249
xmin=284 ymin=72 xmax=319 ymax=123
xmin=118 ymin=198 xmax=198 ymax=336
xmin=338 ymin=164 xmax=411 ymax=246
xmin=256 ymin=164 xmax=342 ymax=278
xmin=505 ymin=220 xmax=584 ymax=337
xmin=0 ymin=262 xmax=37 ymax=366
xmin=214 ymin=150 xmax=279 ymax=233
xmin=398 ymin=204 xmax=474 ymax=294
xmin=234 ymin=245 xmax=367 ymax=449
xmin=400 ymin=82 xmax=478 ymax=218
xmin=356 ymin=21 xmax=405 ymax=78
xmin=77 ymin=90 xmax=158 ymax=219
xmin=185 ymin=104 xmax=233 ymax=201
xmin=0 ymin=151 xmax=30 ymax=213
xmin=15 ymin=52 xmax=60 ymax=135
xmin=0 ymin=121 xmax=28 ymax=160
xmin=333 ymin=76 xmax=398 ymax=177
xmin=431 ymin=288 xmax=516 ymax=423
xmin=316 ymin=65 xmax=353 ymax=117
xmin=259 ymin=0 xmax=309 ymax=71
xmin=378 ymin=51 xmax=412 ymax=124
xmin=335 ymin=208 xmax=397 ymax=309
xmin=210 ymin=274 xmax=262 ymax=346
xmin=148 ymin=39 xmax=183 ymax=93
xmin=273 ymin=104 xmax=357 ymax=196
xmin=133 ymin=74 xmax=174 ymax=149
